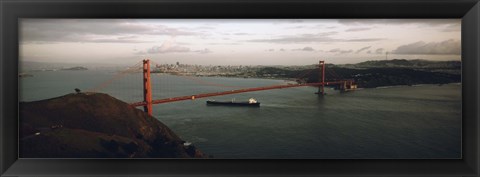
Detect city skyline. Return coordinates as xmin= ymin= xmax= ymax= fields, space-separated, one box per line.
xmin=20 ymin=19 xmax=461 ymax=66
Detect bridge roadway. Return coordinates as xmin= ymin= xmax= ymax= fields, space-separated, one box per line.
xmin=130 ymin=81 xmax=348 ymax=106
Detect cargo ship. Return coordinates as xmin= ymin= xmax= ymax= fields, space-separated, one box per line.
xmin=206 ymin=98 xmax=260 ymax=107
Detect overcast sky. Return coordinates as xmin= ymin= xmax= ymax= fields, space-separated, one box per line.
xmin=20 ymin=19 xmax=461 ymax=65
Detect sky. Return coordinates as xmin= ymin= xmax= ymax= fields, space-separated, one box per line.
xmin=20 ymin=19 xmax=461 ymax=66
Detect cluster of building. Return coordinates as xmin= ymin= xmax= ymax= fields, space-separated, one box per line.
xmin=151 ymin=62 xmax=313 ymax=78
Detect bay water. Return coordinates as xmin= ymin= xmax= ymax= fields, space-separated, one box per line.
xmin=20 ymin=70 xmax=462 ymax=159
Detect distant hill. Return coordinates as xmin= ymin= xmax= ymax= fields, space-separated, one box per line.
xmin=61 ymin=66 xmax=88 ymax=71
xmin=20 ymin=93 xmax=206 ymax=158
xmin=255 ymin=67 xmax=302 ymax=78
xmin=20 ymin=61 xmax=124 ymax=72
xmin=342 ymin=59 xmax=461 ymax=70
xmin=21 ymin=61 xmax=85 ymax=71
xmin=301 ymin=66 xmax=460 ymax=88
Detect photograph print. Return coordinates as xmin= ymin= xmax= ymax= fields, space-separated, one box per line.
xmin=19 ymin=19 xmax=461 ymax=159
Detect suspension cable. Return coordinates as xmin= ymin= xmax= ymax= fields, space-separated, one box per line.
xmin=86 ymin=61 xmax=143 ymax=93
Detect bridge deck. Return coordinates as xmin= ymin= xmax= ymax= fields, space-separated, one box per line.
xmin=130 ymin=81 xmax=349 ymax=106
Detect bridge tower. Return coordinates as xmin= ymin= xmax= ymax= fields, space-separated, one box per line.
xmin=318 ymin=60 xmax=325 ymax=95
xmin=143 ymin=59 xmax=153 ymax=116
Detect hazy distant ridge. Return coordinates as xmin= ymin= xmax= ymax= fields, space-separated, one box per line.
xmin=343 ymin=59 xmax=461 ymax=69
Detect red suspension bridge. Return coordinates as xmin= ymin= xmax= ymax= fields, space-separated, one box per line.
xmin=89 ymin=59 xmax=357 ymax=116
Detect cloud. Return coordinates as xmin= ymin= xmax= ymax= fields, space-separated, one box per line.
xmin=134 ymin=51 xmax=147 ymax=55
xmin=20 ymin=19 xmax=198 ymax=43
xmin=247 ymin=32 xmax=383 ymax=44
xmin=139 ymin=46 xmax=212 ymax=55
xmin=292 ymin=47 xmax=315 ymax=52
xmin=233 ymin=33 xmax=250 ymax=35
xmin=285 ymin=25 xmax=306 ymax=29
xmin=347 ymin=38 xmax=384 ymax=42
xmin=375 ymin=48 xmax=385 ymax=54
xmin=337 ymin=19 xmax=460 ymax=26
xmin=301 ymin=47 xmax=315 ymax=51
xmin=147 ymin=45 xmax=190 ymax=54
xmin=288 ymin=19 xmax=304 ymax=23
xmin=345 ymin=27 xmax=371 ymax=32
xmin=329 ymin=48 xmax=353 ymax=54
xmin=338 ymin=19 xmax=461 ymax=35
xmin=248 ymin=32 xmax=337 ymax=43
xmin=193 ymin=48 xmax=212 ymax=54
xmin=266 ymin=49 xmax=275 ymax=52
xmin=441 ymin=23 xmax=461 ymax=32
xmin=142 ymin=37 xmax=211 ymax=55
xmin=279 ymin=48 xmax=286 ymax=51
xmin=140 ymin=36 xmax=209 ymax=54
xmin=391 ymin=39 xmax=460 ymax=55
xmin=355 ymin=46 xmax=371 ymax=54
xmin=87 ymin=38 xmax=151 ymax=43
xmin=195 ymin=26 xmax=216 ymax=30
xmin=207 ymin=42 xmax=241 ymax=45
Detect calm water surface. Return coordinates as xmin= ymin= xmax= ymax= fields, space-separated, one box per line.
xmin=20 ymin=70 xmax=462 ymax=159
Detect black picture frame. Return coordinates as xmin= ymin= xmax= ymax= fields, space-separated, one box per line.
xmin=1 ymin=0 xmax=479 ymax=176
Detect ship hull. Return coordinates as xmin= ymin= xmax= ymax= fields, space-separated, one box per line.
xmin=206 ymin=101 xmax=260 ymax=107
